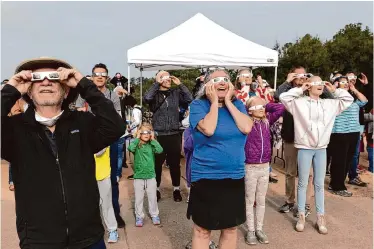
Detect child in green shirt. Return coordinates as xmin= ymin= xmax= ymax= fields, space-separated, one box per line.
xmin=128 ymin=123 xmax=163 ymax=227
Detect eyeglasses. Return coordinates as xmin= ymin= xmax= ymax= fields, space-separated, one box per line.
xmin=310 ymin=81 xmax=326 ymax=86
xmin=211 ymin=77 xmax=230 ymax=84
xmin=207 ymin=67 xmax=227 ymax=73
xmin=93 ymin=72 xmax=108 ymax=77
xmin=348 ymin=76 xmax=357 ymax=80
xmin=248 ymin=105 xmax=265 ymax=111
xmin=140 ymin=130 xmax=152 ymax=135
xmin=31 ymin=71 xmax=60 ymax=82
xmin=339 ymin=81 xmax=348 ymax=85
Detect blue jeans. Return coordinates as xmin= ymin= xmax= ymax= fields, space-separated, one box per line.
xmin=368 ymin=146 xmax=373 ymax=173
xmin=349 ymin=135 xmax=361 ymax=180
xmin=110 ymin=141 xmax=120 ymax=217
xmin=297 ymin=149 xmax=326 ymax=215
xmin=85 ymin=238 xmax=106 ymax=249
xmin=9 ymin=164 xmax=13 ymax=184
xmin=117 ymin=137 xmax=125 ymax=177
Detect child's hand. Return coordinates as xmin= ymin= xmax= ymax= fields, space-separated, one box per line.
xmin=151 ymin=131 xmax=155 ymax=140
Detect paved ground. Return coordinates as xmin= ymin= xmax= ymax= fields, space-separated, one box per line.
xmin=1 ymin=152 xmax=373 ymax=249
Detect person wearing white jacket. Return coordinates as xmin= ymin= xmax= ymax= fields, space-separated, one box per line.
xmin=280 ymin=76 xmax=353 ymax=235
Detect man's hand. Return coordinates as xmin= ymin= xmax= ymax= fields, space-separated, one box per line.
xmin=57 ymin=67 xmax=84 ymax=88
xmin=170 ymin=76 xmax=181 ymax=85
xmin=225 ymin=82 xmax=235 ymax=103
xmin=286 ymin=73 xmax=298 ymax=83
xmin=325 ymin=82 xmax=336 ymax=93
xmin=7 ymin=70 xmax=33 ymax=95
xmin=205 ymin=83 xmax=218 ymax=104
xmin=358 ymin=73 xmax=369 ymax=85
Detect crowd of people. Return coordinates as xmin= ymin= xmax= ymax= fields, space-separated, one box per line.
xmin=1 ymin=57 xmax=372 ymax=249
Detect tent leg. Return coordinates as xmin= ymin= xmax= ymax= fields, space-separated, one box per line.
xmin=127 ymin=65 xmax=131 ymax=93
xmin=140 ymin=68 xmax=143 ymax=107
xmin=274 ymin=66 xmax=278 ymax=89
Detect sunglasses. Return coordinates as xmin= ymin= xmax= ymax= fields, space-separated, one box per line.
xmin=93 ymin=72 xmax=108 ymax=77
xmin=211 ymin=77 xmax=230 ymax=84
xmin=237 ymin=73 xmax=252 ymax=78
xmin=248 ymin=105 xmax=265 ymax=111
xmin=348 ymin=76 xmax=357 ymax=80
xmin=310 ymin=81 xmax=326 ymax=86
xmin=31 ymin=71 xmax=60 ymax=82
xmin=161 ymin=75 xmax=170 ymax=81
xmin=297 ymin=73 xmax=313 ymax=78
xmin=140 ymin=130 xmax=152 ymax=135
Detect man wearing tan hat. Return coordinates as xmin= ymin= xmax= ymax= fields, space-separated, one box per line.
xmin=1 ymin=57 xmax=126 ymax=249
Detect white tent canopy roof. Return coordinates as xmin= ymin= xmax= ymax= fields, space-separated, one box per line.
xmin=127 ymin=13 xmax=278 ymax=71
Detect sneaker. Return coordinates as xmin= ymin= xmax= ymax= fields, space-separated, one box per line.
xmin=108 ymin=230 xmax=119 ymax=243
xmin=295 ymin=213 xmax=306 ymax=232
xmin=348 ymin=177 xmax=368 ymax=187
xmin=269 ymin=176 xmax=278 ymax=183
xmin=315 ymin=214 xmax=328 ymax=234
xmin=173 ymin=189 xmax=182 ymax=202
xmin=294 ymin=204 xmax=312 ymax=218
xmin=127 ymin=174 xmax=134 ymax=180
xmin=269 ymin=172 xmax=277 ymax=178
xmin=135 ymin=217 xmax=143 ymax=227
xmin=245 ymin=231 xmax=257 ymax=245
xmin=116 ymin=215 xmax=126 ymax=228
xmin=325 ymin=170 xmax=330 ymax=176
xmin=328 ymin=185 xmax=332 ymax=191
xmin=255 ymin=230 xmax=269 ymax=244
xmin=152 ymin=216 xmax=161 ymax=225
xmin=279 ymin=202 xmax=294 ymax=213
xmin=332 ymin=190 xmax=353 ymax=197
xmin=157 ymin=190 xmax=161 ymax=202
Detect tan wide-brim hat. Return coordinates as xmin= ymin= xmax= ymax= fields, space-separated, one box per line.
xmin=15 ymin=57 xmax=73 ymax=74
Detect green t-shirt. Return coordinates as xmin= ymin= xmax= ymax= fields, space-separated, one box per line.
xmin=127 ymin=138 xmax=163 ymax=179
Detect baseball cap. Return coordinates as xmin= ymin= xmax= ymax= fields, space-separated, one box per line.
xmin=15 ymin=57 xmax=73 ymax=74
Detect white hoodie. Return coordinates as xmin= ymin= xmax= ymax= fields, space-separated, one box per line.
xmin=280 ymin=87 xmax=353 ymax=149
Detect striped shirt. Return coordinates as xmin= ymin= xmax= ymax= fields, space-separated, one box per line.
xmin=332 ymin=99 xmax=367 ymax=134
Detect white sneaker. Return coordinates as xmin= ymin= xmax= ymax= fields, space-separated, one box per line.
xmin=316 ymin=214 xmax=328 ymax=234
xmin=296 ymin=212 xmax=306 ymax=232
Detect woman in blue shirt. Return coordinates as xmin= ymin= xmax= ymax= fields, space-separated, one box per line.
xmin=329 ymin=76 xmax=368 ymax=197
xmin=187 ymin=68 xmax=253 ymax=249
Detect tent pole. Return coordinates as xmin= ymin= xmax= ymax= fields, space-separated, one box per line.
xmin=127 ymin=65 xmax=131 ymax=93
xmin=140 ymin=67 xmax=143 ymax=107
xmin=274 ymin=66 xmax=278 ymax=89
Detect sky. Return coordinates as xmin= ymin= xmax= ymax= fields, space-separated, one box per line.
xmin=1 ymin=1 xmax=373 ymax=80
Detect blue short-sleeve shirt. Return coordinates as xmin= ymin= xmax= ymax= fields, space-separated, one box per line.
xmin=189 ymin=98 xmax=247 ymax=182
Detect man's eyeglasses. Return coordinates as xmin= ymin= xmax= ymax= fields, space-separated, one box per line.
xmin=297 ymin=73 xmax=313 ymax=78
xmin=348 ymin=76 xmax=357 ymax=80
xmin=161 ymin=75 xmax=170 ymax=81
xmin=211 ymin=77 xmax=230 ymax=84
xmin=248 ymin=105 xmax=265 ymax=111
xmin=31 ymin=72 xmax=60 ymax=82
xmin=93 ymin=72 xmax=108 ymax=77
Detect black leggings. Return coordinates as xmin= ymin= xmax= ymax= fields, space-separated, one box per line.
xmin=329 ymin=132 xmax=359 ymax=191
xmin=155 ymin=133 xmax=182 ymax=187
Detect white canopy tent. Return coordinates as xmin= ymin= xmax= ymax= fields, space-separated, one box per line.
xmin=127 ymin=13 xmax=279 ymax=105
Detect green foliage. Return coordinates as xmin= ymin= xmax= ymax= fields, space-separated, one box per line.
xmin=129 ymin=23 xmax=372 ymax=104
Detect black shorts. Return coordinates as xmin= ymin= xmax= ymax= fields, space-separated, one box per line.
xmin=187 ymin=178 xmax=246 ymax=230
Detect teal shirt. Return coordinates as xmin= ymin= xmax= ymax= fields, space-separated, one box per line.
xmin=128 ymin=138 xmax=163 ymax=179
xmin=332 ymin=99 xmax=367 ymax=134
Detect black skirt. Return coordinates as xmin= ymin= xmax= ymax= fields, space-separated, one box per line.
xmin=187 ymin=178 xmax=246 ymax=230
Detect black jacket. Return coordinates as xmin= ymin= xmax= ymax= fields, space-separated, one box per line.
xmin=143 ymin=83 xmax=192 ymax=136
xmin=1 ymin=78 xmax=126 ymax=249
xmin=274 ymin=81 xmax=334 ymax=143
xmin=110 ymin=76 xmax=128 ymax=89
